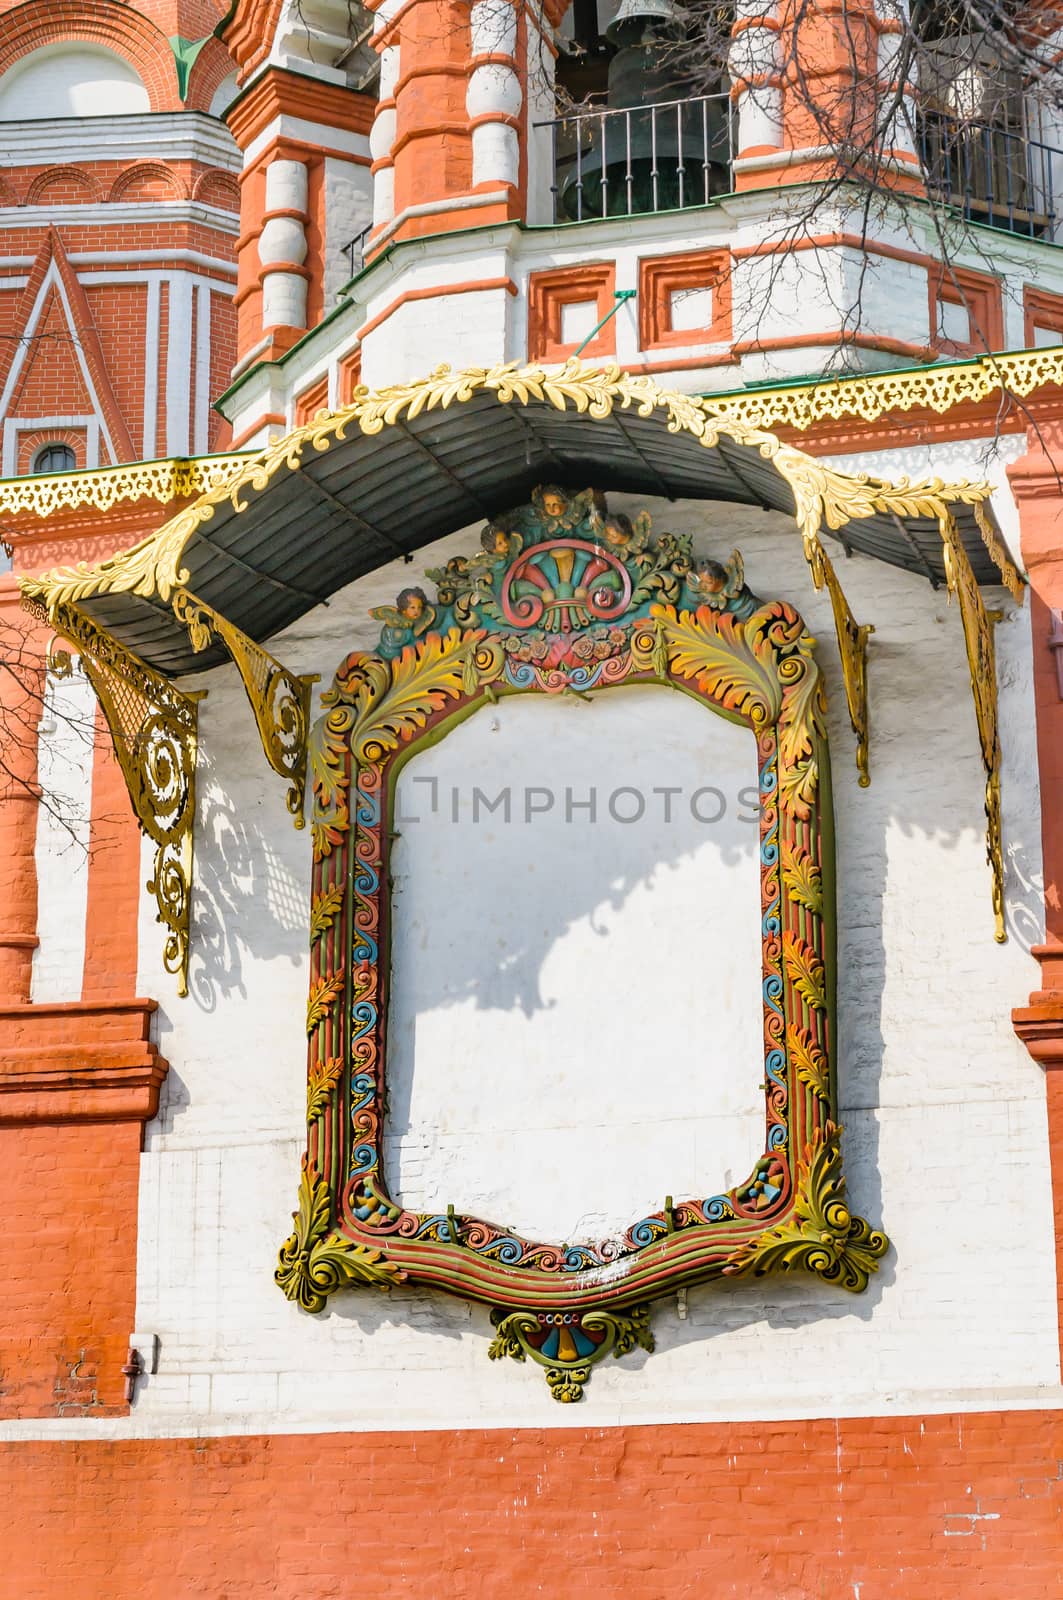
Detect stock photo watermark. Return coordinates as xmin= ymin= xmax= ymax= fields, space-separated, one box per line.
xmin=396 ymin=777 xmax=762 ymax=826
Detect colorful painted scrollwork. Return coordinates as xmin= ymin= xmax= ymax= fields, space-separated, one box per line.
xmin=489 ymin=1306 xmax=655 ymax=1403
xmin=275 ymin=487 xmax=890 ymax=1398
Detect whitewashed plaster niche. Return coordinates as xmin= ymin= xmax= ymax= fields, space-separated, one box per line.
xmin=0 ymin=45 xmax=150 ymax=120
xmin=133 ymin=492 xmax=1057 ymax=1432
xmin=386 ymin=688 xmax=765 ymax=1241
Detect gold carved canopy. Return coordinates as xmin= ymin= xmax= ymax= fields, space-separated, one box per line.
xmin=18 ymin=361 xmax=1022 ymax=987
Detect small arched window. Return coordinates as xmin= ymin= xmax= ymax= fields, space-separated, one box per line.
xmin=33 ymin=443 xmax=77 ymax=474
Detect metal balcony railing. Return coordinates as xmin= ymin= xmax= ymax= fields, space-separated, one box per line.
xmin=537 ymin=92 xmax=1063 ymax=242
xmin=536 ymin=92 xmax=735 ymax=222
xmin=341 ymin=223 xmax=372 ymax=281
xmin=916 ymin=110 xmax=1060 ymax=238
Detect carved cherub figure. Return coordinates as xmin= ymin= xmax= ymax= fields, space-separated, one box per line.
xmin=478 ymin=522 xmax=522 ymax=563
xmin=370 ymin=585 xmax=437 ymax=658
xmin=681 ymin=549 xmax=759 ymax=621
xmin=590 ymin=507 xmax=650 ymax=557
xmin=530 ymin=484 xmax=599 ymax=537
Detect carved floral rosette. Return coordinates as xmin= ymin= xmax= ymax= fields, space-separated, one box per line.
xmin=277 ymin=493 xmax=888 ymax=1395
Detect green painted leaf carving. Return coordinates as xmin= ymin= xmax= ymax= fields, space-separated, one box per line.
xmin=723 ymin=1126 xmax=889 ymax=1293
xmin=276 ymin=1161 xmax=404 ymax=1313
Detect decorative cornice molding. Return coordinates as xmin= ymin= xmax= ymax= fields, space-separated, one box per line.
xmin=1013 ymin=999 xmax=1063 ymax=1068
xmin=705 ymin=348 xmax=1063 ymax=435
xmin=0 ymin=454 xmax=251 ymax=519
xmin=0 ymin=113 xmax=240 ymax=170
xmin=0 ymin=999 xmax=168 ymax=1124
xmin=226 ymin=67 xmax=375 ymax=151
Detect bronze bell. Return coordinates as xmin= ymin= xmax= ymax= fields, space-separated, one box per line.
xmin=560 ymin=0 xmax=730 ymax=219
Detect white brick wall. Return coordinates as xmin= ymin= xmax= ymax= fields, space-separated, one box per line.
xmin=128 ymin=461 xmax=1058 ymax=1434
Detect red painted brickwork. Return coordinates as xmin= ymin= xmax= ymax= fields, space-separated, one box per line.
xmin=1 ymin=160 xmax=239 ymax=205
xmin=0 ymin=1119 xmax=140 ymax=1417
xmin=81 ymin=709 xmax=141 ymax=1001
xmin=0 ymin=1411 xmax=1059 ymax=1596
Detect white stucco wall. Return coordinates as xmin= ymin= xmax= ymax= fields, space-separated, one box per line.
xmin=387 ymin=690 xmax=765 ymax=1241
xmin=30 ymin=668 xmax=95 ymax=1003
xmin=127 ymin=466 xmax=1058 ymax=1435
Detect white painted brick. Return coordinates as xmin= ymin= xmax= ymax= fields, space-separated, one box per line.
xmin=134 ymin=470 xmax=1056 ymax=1432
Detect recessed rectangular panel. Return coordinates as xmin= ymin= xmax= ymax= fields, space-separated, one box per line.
xmin=386 ymin=687 xmax=765 ymax=1240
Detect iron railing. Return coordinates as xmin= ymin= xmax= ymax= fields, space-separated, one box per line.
xmin=537 ymin=92 xmax=1063 ymax=241
xmin=537 ymin=92 xmax=735 ymax=222
xmin=341 ymin=223 xmax=372 ymax=281
xmin=917 ymin=109 xmax=1061 ymax=238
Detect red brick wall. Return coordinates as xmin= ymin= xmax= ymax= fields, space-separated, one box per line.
xmin=0 ymin=1411 xmax=1060 ymax=1597
xmin=0 ymin=1120 xmax=141 ymax=1418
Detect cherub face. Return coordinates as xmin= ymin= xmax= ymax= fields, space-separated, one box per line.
xmin=541 ymin=491 xmax=567 ymax=518
xmin=480 ymin=525 xmax=511 ymax=557
xmin=602 ymin=515 xmax=631 ymax=547
xmin=397 ymin=587 xmax=427 ymax=619
xmin=692 ymin=561 xmax=726 ymax=594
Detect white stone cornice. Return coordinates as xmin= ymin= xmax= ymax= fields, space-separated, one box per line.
xmin=0 ymin=203 xmax=239 ymax=236
xmin=0 ymin=112 xmax=240 ymax=170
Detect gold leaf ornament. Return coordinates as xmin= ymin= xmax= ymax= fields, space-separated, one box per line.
xmin=347 ymin=630 xmax=467 ymax=764
xmin=306 ymin=1056 xmax=343 ymax=1121
xmin=659 ymin=606 xmax=782 ymax=728
xmin=787 ymin=1025 xmax=830 ymax=1100
xmin=306 ymin=972 xmax=344 ymax=1034
xmin=781 ymin=845 xmax=823 ymax=914
xmin=309 ymin=883 xmax=345 ymax=945
xmin=783 ymin=931 xmax=827 ymax=1012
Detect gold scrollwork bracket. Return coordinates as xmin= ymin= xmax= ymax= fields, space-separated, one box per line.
xmin=938 ymin=514 xmax=1006 ymax=942
xmin=47 ymin=600 xmax=203 ymax=994
xmin=172 ymin=589 xmax=317 ymax=827
xmin=802 ymin=532 xmax=873 ymax=787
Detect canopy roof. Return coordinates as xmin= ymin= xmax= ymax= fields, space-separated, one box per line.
xmin=22 ymin=362 xmax=1018 ymax=677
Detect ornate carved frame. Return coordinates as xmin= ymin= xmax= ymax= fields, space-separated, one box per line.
xmin=277 ymin=490 xmax=888 ymax=1400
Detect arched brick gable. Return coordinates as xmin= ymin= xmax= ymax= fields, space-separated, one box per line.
xmin=1 ymin=229 xmax=135 ymax=462
xmin=108 ymin=161 xmax=188 ymax=202
xmin=184 ymin=33 xmax=236 ymax=113
xmin=192 ymin=166 xmax=239 ymax=209
xmin=25 ymin=165 xmax=103 ymax=205
xmin=0 ymin=0 xmax=179 ymax=111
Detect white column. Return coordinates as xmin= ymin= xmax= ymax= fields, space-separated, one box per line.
xmin=259 ymin=159 xmax=309 ymax=331
xmin=467 ymin=0 xmax=522 ymax=189
xmin=876 ymin=0 xmax=918 ymax=161
xmin=729 ymin=1 xmax=783 ymax=156
xmin=165 ymin=273 xmax=193 ymax=457
xmin=193 ymin=283 xmax=211 ymax=456
xmin=371 ymin=44 xmax=400 ymax=227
